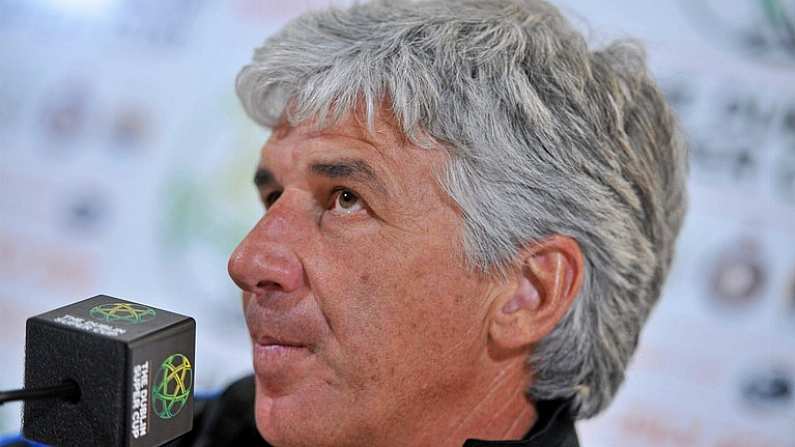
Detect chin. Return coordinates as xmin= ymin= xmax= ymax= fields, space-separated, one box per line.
xmin=255 ymin=380 xmax=310 ymax=447
xmin=254 ymin=375 xmax=357 ymax=447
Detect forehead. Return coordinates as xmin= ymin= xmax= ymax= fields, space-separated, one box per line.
xmin=258 ymin=112 xmax=448 ymax=184
xmin=261 ymin=123 xmax=385 ymax=167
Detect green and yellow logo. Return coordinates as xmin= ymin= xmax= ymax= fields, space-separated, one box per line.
xmin=152 ymin=353 xmax=193 ymax=419
xmin=89 ymin=303 xmax=156 ymax=324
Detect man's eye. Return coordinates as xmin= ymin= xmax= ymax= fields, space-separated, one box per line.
xmin=264 ymin=191 xmax=282 ymax=207
xmin=330 ymin=188 xmax=364 ymax=214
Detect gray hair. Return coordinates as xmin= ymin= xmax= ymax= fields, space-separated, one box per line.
xmin=236 ymin=0 xmax=688 ymax=419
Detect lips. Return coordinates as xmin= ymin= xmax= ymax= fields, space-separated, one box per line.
xmin=253 ymin=341 xmax=312 ymax=378
xmin=253 ymin=335 xmax=311 ymax=365
xmin=243 ymin=294 xmax=324 ymax=391
xmin=250 ymin=335 xmax=315 ymax=393
xmin=255 ymin=334 xmax=308 ymax=349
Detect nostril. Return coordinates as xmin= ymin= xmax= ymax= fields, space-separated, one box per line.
xmin=256 ymin=280 xmax=281 ymax=292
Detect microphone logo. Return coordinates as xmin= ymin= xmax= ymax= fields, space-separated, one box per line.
xmin=151 ymin=353 xmax=193 ymax=419
xmin=89 ymin=303 xmax=157 ymax=324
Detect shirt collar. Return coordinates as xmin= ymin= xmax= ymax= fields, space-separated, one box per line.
xmin=462 ymin=400 xmax=580 ymax=447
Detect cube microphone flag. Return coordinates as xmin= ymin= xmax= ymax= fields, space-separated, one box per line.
xmin=0 ymin=295 xmax=196 ymax=447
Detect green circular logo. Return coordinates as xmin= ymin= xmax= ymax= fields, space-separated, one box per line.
xmin=89 ymin=303 xmax=156 ymax=324
xmin=152 ymin=353 xmax=193 ymax=419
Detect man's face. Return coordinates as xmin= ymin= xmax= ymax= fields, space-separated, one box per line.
xmin=228 ymin=112 xmax=501 ymax=447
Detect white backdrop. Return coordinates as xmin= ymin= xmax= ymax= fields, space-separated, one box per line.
xmin=1 ymin=1 xmax=793 ymax=445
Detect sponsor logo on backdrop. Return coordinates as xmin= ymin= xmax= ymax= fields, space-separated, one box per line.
xmin=741 ymin=367 xmax=793 ymax=410
xmin=38 ymin=80 xmax=91 ymax=146
xmin=707 ymin=238 xmax=767 ymax=308
xmin=64 ymin=190 xmax=111 ymax=235
xmin=682 ymin=0 xmax=795 ymax=67
xmin=111 ymin=105 xmax=152 ymax=151
xmin=662 ymin=78 xmax=795 ymax=205
xmin=35 ymin=79 xmax=155 ymax=162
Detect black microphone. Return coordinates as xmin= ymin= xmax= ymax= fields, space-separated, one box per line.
xmin=1 ymin=295 xmax=196 ymax=447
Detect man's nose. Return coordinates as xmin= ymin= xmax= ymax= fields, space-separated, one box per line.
xmin=228 ymin=210 xmax=306 ymax=296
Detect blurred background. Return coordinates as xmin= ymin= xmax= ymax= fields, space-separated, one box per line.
xmin=0 ymin=0 xmax=793 ymax=445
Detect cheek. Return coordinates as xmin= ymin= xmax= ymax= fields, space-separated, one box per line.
xmin=309 ymin=217 xmax=485 ymax=388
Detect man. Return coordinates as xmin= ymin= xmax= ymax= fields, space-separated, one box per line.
xmin=186 ymin=0 xmax=687 ymax=445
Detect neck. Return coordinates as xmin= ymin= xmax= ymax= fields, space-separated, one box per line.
xmin=414 ymin=359 xmax=537 ymax=447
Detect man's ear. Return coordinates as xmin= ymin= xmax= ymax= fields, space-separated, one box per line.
xmin=488 ymin=235 xmax=584 ymax=355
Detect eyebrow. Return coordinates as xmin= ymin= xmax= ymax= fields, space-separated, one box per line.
xmin=253 ymin=158 xmax=389 ymax=196
xmin=309 ymin=158 xmax=388 ymax=196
